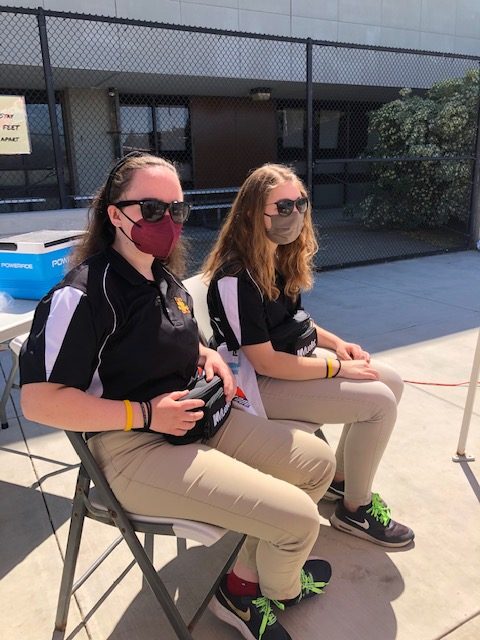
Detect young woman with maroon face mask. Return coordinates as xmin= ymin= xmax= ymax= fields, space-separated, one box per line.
xmin=19 ymin=153 xmax=337 ymax=640
xmin=205 ymin=163 xmax=415 ymax=550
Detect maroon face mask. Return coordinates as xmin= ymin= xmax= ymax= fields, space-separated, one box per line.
xmin=119 ymin=211 xmax=182 ymax=260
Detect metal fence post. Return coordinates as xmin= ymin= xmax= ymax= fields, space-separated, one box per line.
xmin=37 ymin=7 xmax=69 ymax=209
xmin=107 ymin=87 xmax=122 ymax=160
xmin=306 ymin=38 xmax=313 ymax=199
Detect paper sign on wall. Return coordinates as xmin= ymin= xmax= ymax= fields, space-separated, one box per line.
xmin=0 ymin=95 xmax=31 ymax=155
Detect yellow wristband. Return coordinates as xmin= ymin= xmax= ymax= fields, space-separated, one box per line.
xmin=123 ymin=399 xmax=133 ymax=431
xmin=326 ymin=358 xmax=333 ymax=378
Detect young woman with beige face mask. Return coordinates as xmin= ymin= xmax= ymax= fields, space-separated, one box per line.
xmin=205 ymin=163 xmax=414 ymax=551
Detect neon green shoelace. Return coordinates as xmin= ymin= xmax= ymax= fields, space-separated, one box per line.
xmin=300 ymin=568 xmax=327 ymax=598
xmin=367 ymin=493 xmax=391 ymax=526
xmin=251 ymin=596 xmax=285 ymax=640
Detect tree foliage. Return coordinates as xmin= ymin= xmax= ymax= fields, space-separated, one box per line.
xmin=356 ymin=69 xmax=479 ymax=229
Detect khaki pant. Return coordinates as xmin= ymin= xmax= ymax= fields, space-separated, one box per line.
xmin=89 ymin=407 xmax=335 ymax=600
xmin=257 ymin=349 xmax=404 ymax=506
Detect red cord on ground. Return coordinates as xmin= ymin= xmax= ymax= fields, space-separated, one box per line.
xmin=403 ymin=380 xmax=480 ymax=387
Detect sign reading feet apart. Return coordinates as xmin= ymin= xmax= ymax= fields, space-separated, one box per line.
xmin=0 ymin=95 xmax=31 ymax=155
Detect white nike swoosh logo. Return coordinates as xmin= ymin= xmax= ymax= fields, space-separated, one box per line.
xmin=345 ymin=516 xmax=370 ymax=530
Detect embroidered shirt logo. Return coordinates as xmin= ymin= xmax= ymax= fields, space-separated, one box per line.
xmin=174 ymin=297 xmax=190 ymax=314
xmin=345 ymin=516 xmax=370 ymax=530
xmin=219 ymin=589 xmax=251 ymax=622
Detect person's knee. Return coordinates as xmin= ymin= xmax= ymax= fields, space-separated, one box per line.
xmin=286 ymin=492 xmax=322 ymax=542
xmin=366 ymin=382 xmax=398 ymax=425
xmin=374 ymin=361 xmax=404 ymax=403
xmin=385 ymin=370 xmax=404 ymax=403
xmin=294 ymin=432 xmax=336 ymax=495
xmin=314 ymin=439 xmax=336 ymax=484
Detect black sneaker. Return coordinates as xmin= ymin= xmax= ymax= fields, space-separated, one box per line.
xmin=330 ymin=493 xmax=415 ymax=548
xmin=282 ymin=558 xmax=332 ymax=607
xmin=323 ymin=479 xmax=345 ymax=502
xmin=209 ymin=575 xmax=291 ymax=640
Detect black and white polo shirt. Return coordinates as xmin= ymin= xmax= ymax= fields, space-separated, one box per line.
xmin=20 ymin=247 xmax=200 ymax=402
xmin=207 ymin=265 xmax=302 ymax=351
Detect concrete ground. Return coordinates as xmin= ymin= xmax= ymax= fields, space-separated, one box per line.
xmin=1 ymin=250 xmax=479 ymax=640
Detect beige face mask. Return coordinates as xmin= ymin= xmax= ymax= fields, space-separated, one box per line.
xmin=265 ymin=211 xmax=304 ymax=245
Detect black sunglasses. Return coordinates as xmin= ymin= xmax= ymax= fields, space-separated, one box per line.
xmin=265 ymin=197 xmax=309 ymax=217
xmin=113 ymin=199 xmax=191 ymax=224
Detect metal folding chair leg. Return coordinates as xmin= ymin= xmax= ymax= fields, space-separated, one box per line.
xmin=0 ymin=346 xmax=19 ymax=429
xmin=54 ymin=470 xmax=89 ymax=632
xmin=143 ymin=532 xmax=154 ymax=591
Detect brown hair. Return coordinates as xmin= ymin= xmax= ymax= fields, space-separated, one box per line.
xmin=71 ymin=153 xmax=187 ymax=276
xmin=203 ymin=163 xmax=317 ymax=299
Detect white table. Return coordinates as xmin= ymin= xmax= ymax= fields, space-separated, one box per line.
xmin=0 ymin=298 xmax=36 ymax=428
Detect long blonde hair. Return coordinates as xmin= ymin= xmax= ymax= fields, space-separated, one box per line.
xmin=203 ymin=163 xmax=317 ymax=299
xmin=71 ymin=153 xmax=186 ymax=276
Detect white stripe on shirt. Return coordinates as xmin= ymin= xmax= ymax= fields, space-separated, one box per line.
xmin=45 ymin=286 xmax=83 ymax=380
xmin=217 ymin=276 xmax=242 ymax=344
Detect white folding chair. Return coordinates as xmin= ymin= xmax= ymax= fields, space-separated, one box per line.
xmin=182 ymin=273 xmax=212 ymax=345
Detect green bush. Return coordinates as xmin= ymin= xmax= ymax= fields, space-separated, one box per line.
xmin=356 ymin=70 xmax=478 ymax=230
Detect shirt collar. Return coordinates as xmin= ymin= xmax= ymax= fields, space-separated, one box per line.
xmin=105 ymin=246 xmax=166 ymax=286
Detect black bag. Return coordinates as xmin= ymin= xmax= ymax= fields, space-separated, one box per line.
xmin=163 ymin=374 xmax=231 ymax=445
xmin=270 ymin=310 xmax=318 ymax=357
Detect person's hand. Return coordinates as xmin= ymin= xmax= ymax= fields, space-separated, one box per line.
xmin=338 ymin=359 xmax=379 ymax=380
xmin=335 ymin=340 xmax=370 ymax=362
xmin=150 ymin=390 xmax=204 ymax=436
xmin=200 ymin=347 xmax=237 ymax=401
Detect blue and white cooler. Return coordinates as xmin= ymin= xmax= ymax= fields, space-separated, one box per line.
xmin=0 ymin=230 xmax=84 ymax=300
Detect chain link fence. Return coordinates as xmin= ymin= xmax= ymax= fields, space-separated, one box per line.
xmin=1 ymin=7 xmax=479 ymax=275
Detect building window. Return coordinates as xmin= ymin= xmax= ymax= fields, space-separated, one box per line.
xmin=278 ymin=108 xmax=305 ymax=149
xmin=120 ymin=105 xmax=153 ymax=154
xmin=318 ymin=110 xmax=344 ymax=150
xmin=155 ymin=106 xmax=188 ymax=152
xmin=119 ymin=98 xmax=191 ymax=185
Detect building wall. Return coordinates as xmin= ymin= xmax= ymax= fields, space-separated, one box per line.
xmin=63 ymin=88 xmax=113 ymax=196
xmin=3 ymin=0 xmax=480 ymax=55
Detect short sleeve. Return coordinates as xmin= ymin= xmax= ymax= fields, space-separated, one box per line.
xmin=213 ymin=272 xmax=270 ymax=347
xmin=20 ymin=286 xmax=100 ymax=390
xmin=296 ymin=291 xmax=303 ymax=311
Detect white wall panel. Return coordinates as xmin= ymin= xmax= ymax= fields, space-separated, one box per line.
xmin=115 ymin=0 xmax=181 ymax=23
xmin=239 ymin=10 xmax=290 ymax=36
xmin=338 ymin=22 xmax=382 ymax=46
xmin=380 ymin=27 xmax=420 ymax=50
xmin=182 ymin=2 xmax=238 ymax=29
xmin=338 ymin=0 xmax=381 ymax=26
xmin=455 ymin=0 xmax=480 ymax=39
xmin=182 ymin=0 xmax=238 ymax=7
xmin=291 ymin=16 xmax=338 ymax=41
xmin=0 ymin=1 xmax=479 ymax=56
xmin=239 ymin=0 xmax=290 ymax=14
xmin=382 ymin=0 xmax=421 ymax=31
xmin=292 ymin=0 xmax=338 ymax=22
xmin=420 ymin=31 xmax=456 ymax=54
xmin=420 ymin=0 xmax=456 ymax=35
xmin=46 ymin=0 xmax=116 ymax=17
